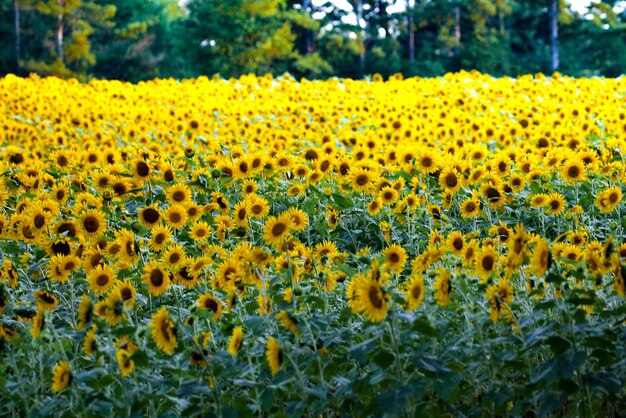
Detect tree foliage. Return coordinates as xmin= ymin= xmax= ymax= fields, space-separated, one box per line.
xmin=0 ymin=0 xmax=625 ymax=80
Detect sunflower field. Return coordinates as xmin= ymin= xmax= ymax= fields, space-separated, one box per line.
xmin=1 ymin=71 xmax=626 ymax=417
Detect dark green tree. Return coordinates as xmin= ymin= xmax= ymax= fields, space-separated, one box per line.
xmin=90 ymin=0 xmax=183 ymax=81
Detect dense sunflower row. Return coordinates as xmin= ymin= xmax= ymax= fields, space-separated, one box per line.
xmin=1 ymin=72 xmax=626 ymax=416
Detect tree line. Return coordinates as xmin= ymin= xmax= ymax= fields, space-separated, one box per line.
xmin=1 ymin=0 xmax=625 ymax=81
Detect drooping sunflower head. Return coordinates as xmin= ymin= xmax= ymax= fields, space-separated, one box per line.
xmin=265 ymin=337 xmax=283 ymax=377
xmin=150 ymin=306 xmax=177 ymax=355
xmin=51 ymin=360 xmax=71 ymax=393
xmin=227 ymin=326 xmax=244 ymax=356
xmin=404 ymin=274 xmax=425 ymax=311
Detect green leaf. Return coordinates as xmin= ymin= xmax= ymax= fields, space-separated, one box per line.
xmin=584 ymin=372 xmax=622 ymax=395
xmin=304 ymin=386 xmax=327 ymax=399
xmin=260 ymin=388 xmax=275 ymax=411
xmin=538 ymin=393 xmax=568 ymax=417
xmin=416 ymin=356 xmax=451 ymax=376
xmin=376 ymin=385 xmax=411 ymax=416
xmin=412 ymin=317 xmax=438 ymax=338
xmin=332 ymin=193 xmax=352 ymax=210
xmin=348 ymin=336 xmax=378 ymax=364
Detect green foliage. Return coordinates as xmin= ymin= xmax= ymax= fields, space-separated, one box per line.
xmin=0 ymin=0 xmax=625 ymax=80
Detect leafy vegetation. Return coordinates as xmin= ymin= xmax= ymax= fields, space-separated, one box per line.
xmin=1 ymin=72 xmax=626 ymax=416
xmin=1 ymin=0 xmax=626 ymax=80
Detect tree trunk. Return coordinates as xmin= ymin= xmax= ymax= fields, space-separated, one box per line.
xmin=549 ymin=0 xmax=559 ymax=72
xmin=14 ymin=0 xmax=20 ymax=68
xmin=302 ymin=0 xmax=314 ymax=53
xmin=57 ymin=1 xmax=64 ymax=61
xmin=355 ymin=0 xmax=365 ymax=75
xmin=454 ymin=4 xmax=461 ymax=57
xmin=407 ymin=0 xmax=414 ymax=62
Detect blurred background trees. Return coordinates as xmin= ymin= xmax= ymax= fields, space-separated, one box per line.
xmin=0 ymin=0 xmax=625 ymax=80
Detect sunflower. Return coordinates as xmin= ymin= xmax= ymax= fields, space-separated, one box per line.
xmin=227 ymin=326 xmax=244 ymax=356
xmin=34 ymin=290 xmax=58 ymax=311
xmin=314 ymin=240 xmax=340 ymax=262
xmin=439 ymin=167 xmax=461 ymax=194
xmin=233 ymin=156 xmax=252 ymax=179
xmin=350 ymin=167 xmax=377 ymax=193
xmin=378 ymin=186 xmax=399 ymax=206
xmin=595 ymin=186 xmax=622 ymax=214
xmin=263 ymin=214 xmax=293 ymax=247
xmin=459 ymin=195 xmax=481 ymax=218
xmin=614 ymin=264 xmax=626 ymax=298
xmin=116 ymin=229 xmax=140 ymax=266
xmin=585 ymin=250 xmax=602 ymax=278
xmin=276 ymin=310 xmax=299 ymax=333
xmin=116 ymin=281 xmax=136 ymax=308
xmin=531 ymin=239 xmax=552 ymax=278
xmin=265 ymin=337 xmax=283 ymax=377
xmin=474 ymin=244 xmax=498 ymax=283
xmin=167 ymin=259 xmax=197 ymax=288
xmin=446 ymin=231 xmax=465 ymax=256
xmin=404 ymin=274 xmax=425 ymax=311
xmin=163 ymin=204 xmax=188 ymax=230
xmin=162 ymin=244 xmax=187 ymax=272
xmin=130 ymin=158 xmax=151 ymax=183
xmin=166 ymin=183 xmax=192 ymax=205
xmin=508 ymin=224 xmax=527 ymax=267
xmin=382 ymin=244 xmax=407 ymax=274
xmin=350 ymin=276 xmax=389 ymax=323
xmin=367 ymin=197 xmax=383 ymax=216
xmin=241 ymin=179 xmax=258 ymax=195
xmin=189 ymin=221 xmax=212 ymax=242
xmin=246 ymin=194 xmax=270 ymax=219
xmin=143 ymin=260 xmax=170 ymax=297
xmin=95 ymin=291 xmax=126 ymax=326
xmin=286 ymin=207 xmax=309 ymax=232
xmin=529 ymin=193 xmax=549 ymax=208
xmin=251 ymin=247 xmax=272 ymax=266
xmin=233 ymin=201 xmax=249 ymax=227
xmin=27 ymin=203 xmax=53 ymax=236
xmin=139 ymin=205 xmax=161 ymax=228
xmin=415 ymin=150 xmax=438 ymax=173
xmin=212 ymin=191 xmax=230 ymax=213
xmin=77 ymin=294 xmax=93 ymax=330
xmin=80 ymin=209 xmax=106 ymax=238
xmin=86 ymin=264 xmax=117 ymax=294
xmin=481 ymin=182 xmax=503 ymax=209
xmin=185 ymin=202 xmax=203 ymax=222
xmin=560 ymin=159 xmax=586 ymax=184
xmin=148 ymin=224 xmax=172 ymax=252
xmin=486 ymin=278 xmax=514 ymax=322
xmin=54 ymin=219 xmax=78 ymax=239
xmin=46 ymin=254 xmax=72 ymax=283
xmin=51 ymin=360 xmax=71 ymax=393
xmin=214 ymin=258 xmax=239 ymax=290
xmin=30 ymin=308 xmax=45 ymax=338
xmin=617 ymin=243 xmax=626 ymax=260
xmin=150 ymin=307 xmax=177 ymax=355
xmin=82 ymin=325 xmax=97 ymax=356
xmin=197 ymin=293 xmax=223 ymax=320
xmin=433 ymin=267 xmax=452 ymax=307
xmin=544 ymin=192 xmax=567 ymax=215
xmin=116 ymin=349 xmax=135 ymax=377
